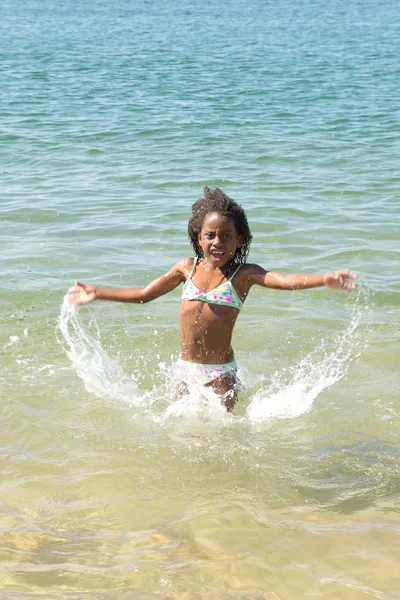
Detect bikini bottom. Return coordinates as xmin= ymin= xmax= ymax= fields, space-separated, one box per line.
xmin=175 ymin=358 xmax=238 ymax=386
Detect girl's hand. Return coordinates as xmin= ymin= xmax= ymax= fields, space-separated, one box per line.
xmin=323 ymin=270 xmax=358 ymax=291
xmin=68 ymin=281 xmax=97 ymax=305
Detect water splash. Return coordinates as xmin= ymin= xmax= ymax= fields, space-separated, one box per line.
xmin=57 ymin=288 xmax=371 ymax=423
xmin=57 ymin=296 xmax=142 ymax=404
xmin=164 ymin=383 xmax=233 ymax=422
xmin=247 ymin=289 xmax=371 ymax=422
xmin=57 ymin=297 xmax=232 ymax=422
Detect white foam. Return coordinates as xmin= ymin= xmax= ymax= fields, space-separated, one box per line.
xmin=5 ymin=335 xmax=20 ymax=348
xmin=57 ymin=296 xmax=141 ymax=404
xmin=247 ymin=289 xmax=370 ymax=422
xmin=164 ymin=383 xmax=231 ymax=421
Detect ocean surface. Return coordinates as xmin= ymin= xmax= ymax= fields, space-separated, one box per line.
xmin=1 ymin=0 xmax=399 ymax=597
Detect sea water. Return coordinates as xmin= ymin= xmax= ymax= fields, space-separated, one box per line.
xmin=1 ymin=0 xmax=399 ymax=597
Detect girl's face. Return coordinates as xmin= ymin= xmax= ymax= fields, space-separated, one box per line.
xmin=198 ymin=212 xmax=243 ymax=267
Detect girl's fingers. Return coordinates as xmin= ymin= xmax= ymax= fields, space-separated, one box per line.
xmin=338 ymin=269 xmax=357 ymax=280
xmin=328 ymin=270 xmax=358 ymax=292
xmin=68 ymin=281 xmax=86 ymax=294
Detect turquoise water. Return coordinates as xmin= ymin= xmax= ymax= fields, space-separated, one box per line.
xmin=1 ymin=0 xmax=399 ymax=597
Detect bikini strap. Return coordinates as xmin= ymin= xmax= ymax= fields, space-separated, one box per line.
xmin=187 ymin=257 xmax=198 ymax=281
xmin=228 ymin=263 xmax=242 ymax=281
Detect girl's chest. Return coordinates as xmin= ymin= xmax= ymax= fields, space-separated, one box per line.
xmin=190 ymin=270 xmax=228 ymax=292
xmin=180 ymin=299 xmax=239 ymax=326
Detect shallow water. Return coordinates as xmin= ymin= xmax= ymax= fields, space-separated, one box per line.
xmin=1 ymin=0 xmax=400 ymax=597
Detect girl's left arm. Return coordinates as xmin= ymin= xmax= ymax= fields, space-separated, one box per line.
xmin=247 ymin=265 xmax=357 ymax=292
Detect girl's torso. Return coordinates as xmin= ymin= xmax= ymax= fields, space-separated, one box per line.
xmin=179 ymin=257 xmax=248 ymax=364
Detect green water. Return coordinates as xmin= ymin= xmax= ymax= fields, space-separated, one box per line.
xmin=1 ymin=0 xmax=399 ymax=597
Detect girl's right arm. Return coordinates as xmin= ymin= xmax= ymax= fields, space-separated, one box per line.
xmin=68 ymin=259 xmax=188 ymax=306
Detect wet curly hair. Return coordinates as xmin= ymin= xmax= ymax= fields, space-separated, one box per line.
xmin=188 ymin=187 xmax=253 ymax=265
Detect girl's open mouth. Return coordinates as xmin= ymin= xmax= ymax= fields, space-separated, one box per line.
xmin=211 ymin=251 xmax=225 ymax=260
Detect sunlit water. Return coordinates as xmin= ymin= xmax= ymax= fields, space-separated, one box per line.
xmin=1 ymin=0 xmax=400 ymax=597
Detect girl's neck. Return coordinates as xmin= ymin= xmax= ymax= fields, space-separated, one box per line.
xmin=200 ymin=256 xmax=237 ymax=276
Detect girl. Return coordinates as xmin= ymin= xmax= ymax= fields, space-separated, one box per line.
xmin=68 ymin=187 xmax=357 ymax=410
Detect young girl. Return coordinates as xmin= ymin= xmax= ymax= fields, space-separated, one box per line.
xmin=68 ymin=187 xmax=357 ymax=410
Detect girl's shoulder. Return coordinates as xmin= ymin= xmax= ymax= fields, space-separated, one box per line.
xmin=236 ymin=262 xmax=267 ymax=278
xmin=234 ymin=263 xmax=270 ymax=294
xmin=175 ymin=256 xmax=196 ymax=279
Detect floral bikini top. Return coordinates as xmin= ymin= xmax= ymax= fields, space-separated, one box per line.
xmin=181 ymin=257 xmax=244 ymax=311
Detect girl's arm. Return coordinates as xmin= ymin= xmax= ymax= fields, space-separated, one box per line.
xmin=68 ymin=260 xmax=187 ymax=305
xmin=248 ymin=265 xmax=357 ymax=292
